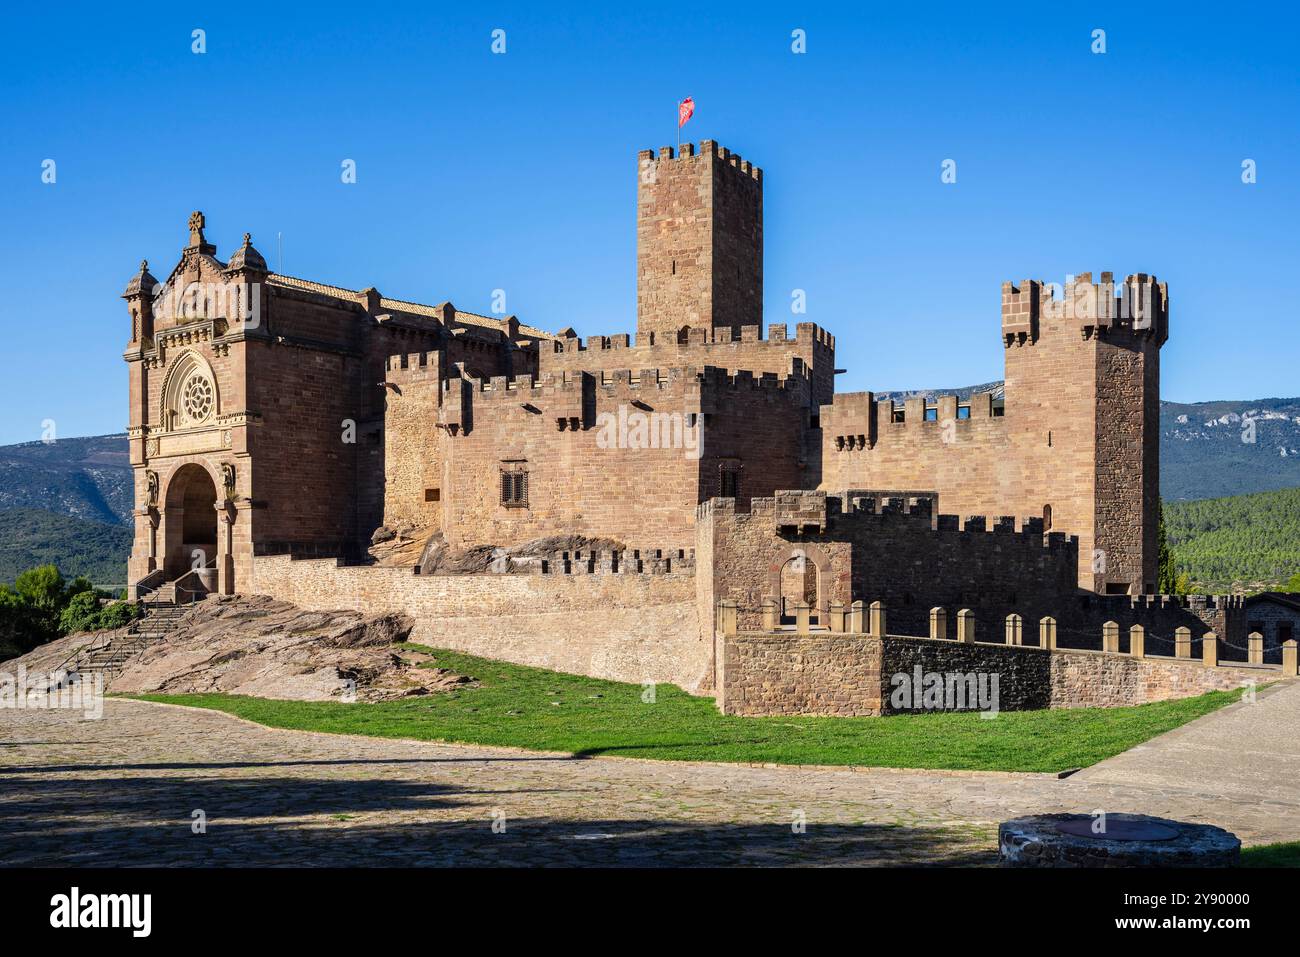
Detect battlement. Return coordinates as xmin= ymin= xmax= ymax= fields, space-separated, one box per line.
xmin=1001 ymin=271 xmax=1169 ymax=346
xmin=518 ymin=546 xmax=695 ymax=576
xmin=822 ymin=390 xmax=1004 ymax=453
xmin=702 ymin=489 xmax=1073 ymax=551
xmin=637 ymin=140 xmax=763 ymax=182
xmin=384 ymin=351 xmax=441 ymax=379
xmin=450 ymin=364 xmax=809 ymax=398
xmin=549 ymin=321 xmax=834 ymax=353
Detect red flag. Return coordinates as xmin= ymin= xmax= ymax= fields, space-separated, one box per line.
xmin=678 ymin=97 xmax=695 ymax=128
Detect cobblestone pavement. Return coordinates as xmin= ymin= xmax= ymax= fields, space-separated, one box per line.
xmin=1 ymin=693 xmax=1297 ymax=867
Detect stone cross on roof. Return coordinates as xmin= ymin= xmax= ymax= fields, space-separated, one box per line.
xmin=188 ymin=210 xmax=206 ymax=248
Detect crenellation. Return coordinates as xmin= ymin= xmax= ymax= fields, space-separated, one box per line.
xmin=124 ymin=144 xmax=1199 ymax=718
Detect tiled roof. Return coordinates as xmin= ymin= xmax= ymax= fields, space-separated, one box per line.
xmin=266 ymin=273 xmax=557 ymax=340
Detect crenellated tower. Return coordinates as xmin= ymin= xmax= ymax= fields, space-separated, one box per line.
xmin=1001 ymin=271 xmax=1168 ymax=593
xmin=636 ymin=141 xmax=762 ymax=341
xmin=820 ymin=270 xmax=1167 ymax=595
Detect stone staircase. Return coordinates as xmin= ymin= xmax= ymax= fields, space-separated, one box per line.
xmin=68 ymin=601 xmax=193 ymax=686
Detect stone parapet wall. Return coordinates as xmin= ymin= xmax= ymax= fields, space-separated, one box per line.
xmin=717 ymin=633 xmax=883 ymax=716
xmin=718 ymin=630 xmax=1284 ymax=717
xmin=252 ymin=555 xmax=707 ymax=691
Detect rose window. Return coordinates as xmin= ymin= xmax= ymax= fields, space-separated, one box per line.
xmin=182 ymin=374 xmax=214 ymax=423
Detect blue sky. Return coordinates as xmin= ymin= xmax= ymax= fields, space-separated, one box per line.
xmin=1 ymin=1 xmax=1296 ymax=445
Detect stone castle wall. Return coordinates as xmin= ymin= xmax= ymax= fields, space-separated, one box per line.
xmin=541 ymin=322 xmax=836 ymax=409
xmin=698 ymin=491 xmax=1080 ymax=641
xmin=819 ymin=274 xmax=1166 ymax=595
xmin=718 ymin=631 xmax=1275 ymax=717
xmin=382 ymin=351 xmax=446 ymax=532
xmin=436 ymin=366 xmax=810 ymax=550
xmin=250 ymin=554 xmax=709 ymax=691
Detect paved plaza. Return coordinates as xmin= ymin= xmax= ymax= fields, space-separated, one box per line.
xmin=2 ymin=686 xmax=1297 ymax=867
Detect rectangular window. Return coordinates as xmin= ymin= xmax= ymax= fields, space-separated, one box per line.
xmin=923 ymin=406 xmax=938 ymax=422
xmin=424 ymin=488 xmax=440 ymax=503
xmin=891 ymin=409 xmax=905 ymax=423
xmin=957 ymin=405 xmax=971 ymax=420
xmin=720 ymin=468 xmax=740 ymax=499
xmin=501 ymin=470 xmax=528 ymax=508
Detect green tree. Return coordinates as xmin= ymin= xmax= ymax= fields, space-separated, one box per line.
xmin=1285 ymin=573 xmax=1300 ymax=594
xmin=58 ymin=590 xmax=101 ymax=634
xmin=0 ymin=565 xmax=133 ymax=662
xmin=12 ymin=564 xmax=67 ymax=646
xmin=1157 ymin=499 xmax=1178 ymax=594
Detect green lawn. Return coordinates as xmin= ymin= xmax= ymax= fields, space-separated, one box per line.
xmin=127 ymin=644 xmax=1246 ymax=774
xmin=1240 ymin=842 xmax=1300 ymax=867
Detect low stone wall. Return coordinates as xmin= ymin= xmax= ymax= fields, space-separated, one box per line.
xmin=1048 ymin=649 xmax=1270 ymax=708
xmin=719 ymin=631 xmax=1283 ymax=716
xmin=251 ymin=555 xmax=707 ymax=691
xmin=717 ymin=634 xmax=883 ymax=716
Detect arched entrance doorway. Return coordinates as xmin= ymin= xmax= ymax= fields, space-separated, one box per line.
xmin=779 ymin=552 xmax=819 ymax=626
xmin=163 ymin=464 xmax=218 ymax=580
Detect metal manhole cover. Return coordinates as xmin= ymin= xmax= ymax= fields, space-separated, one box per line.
xmin=1054 ymin=818 xmax=1181 ymax=842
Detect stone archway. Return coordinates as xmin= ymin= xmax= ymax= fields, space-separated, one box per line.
xmin=163 ymin=463 xmax=218 ymax=580
xmin=766 ymin=542 xmax=837 ymax=628
xmin=779 ymin=552 xmax=819 ymax=625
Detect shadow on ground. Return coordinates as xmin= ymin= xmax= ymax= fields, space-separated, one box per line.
xmin=0 ymin=764 xmax=993 ymax=867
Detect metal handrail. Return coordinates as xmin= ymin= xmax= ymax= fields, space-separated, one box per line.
xmin=168 ymin=560 xmax=216 ymax=604
xmin=132 ymin=568 xmax=167 ymax=599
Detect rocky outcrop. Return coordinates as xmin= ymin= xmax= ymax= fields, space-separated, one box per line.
xmin=416 ymin=533 xmax=627 ymax=576
xmin=12 ymin=596 xmax=474 ymax=702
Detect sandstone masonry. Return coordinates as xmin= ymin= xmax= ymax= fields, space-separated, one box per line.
xmin=121 ymin=144 xmax=1257 ymax=716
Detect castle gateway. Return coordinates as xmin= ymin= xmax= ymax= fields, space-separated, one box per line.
xmin=122 ymin=143 xmax=1180 ymax=696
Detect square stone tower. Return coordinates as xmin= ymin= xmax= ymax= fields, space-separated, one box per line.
xmin=636 ymin=142 xmax=762 ymax=340
xmin=1002 ymin=272 xmax=1168 ymax=593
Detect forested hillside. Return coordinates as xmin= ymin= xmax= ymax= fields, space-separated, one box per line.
xmin=0 ymin=508 xmax=132 ymax=589
xmin=1164 ymin=487 xmax=1300 ymax=590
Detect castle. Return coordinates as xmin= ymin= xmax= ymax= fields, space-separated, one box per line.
xmin=124 ymin=142 xmax=1258 ymax=711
